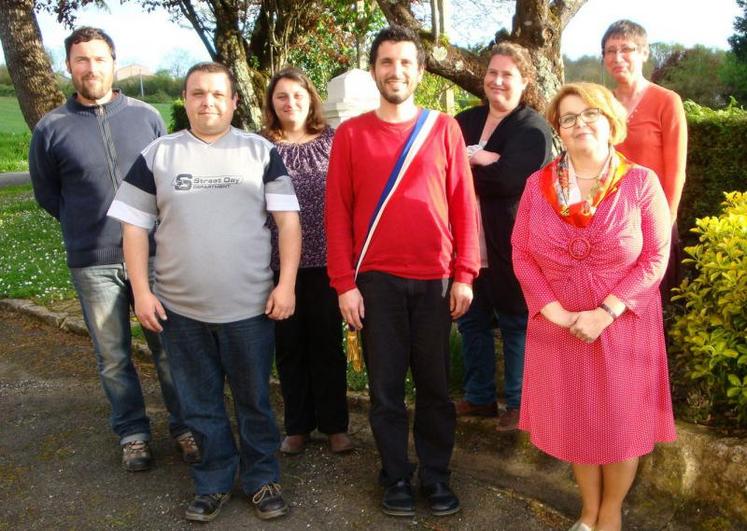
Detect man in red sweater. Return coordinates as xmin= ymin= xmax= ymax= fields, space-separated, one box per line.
xmin=325 ymin=26 xmax=479 ymax=518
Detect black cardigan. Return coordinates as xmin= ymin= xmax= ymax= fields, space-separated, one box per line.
xmin=455 ymin=104 xmax=553 ymax=314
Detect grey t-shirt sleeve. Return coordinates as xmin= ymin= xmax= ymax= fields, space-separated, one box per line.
xmin=106 ymin=150 xmax=158 ymax=229
xmin=264 ymin=147 xmax=300 ymax=212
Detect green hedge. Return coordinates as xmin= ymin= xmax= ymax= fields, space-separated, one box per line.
xmin=680 ymin=101 xmax=747 ymax=245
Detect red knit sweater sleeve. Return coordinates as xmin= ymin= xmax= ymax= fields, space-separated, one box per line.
xmin=325 ymin=121 xmax=357 ymax=294
xmin=444 ymin=117 xmax=480 ymax=284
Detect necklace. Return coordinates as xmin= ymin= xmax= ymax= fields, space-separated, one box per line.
xmin=556 ymin=153 xmax=609 ymax=216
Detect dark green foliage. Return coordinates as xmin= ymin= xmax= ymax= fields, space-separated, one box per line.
xmin=653 ymin=46 xmax=730 ymax=109
xmin=170 ymin=98 xmax=188 ymax=133
xmin=563 ymin=55 xmax=609 ymax=86
xmin=679 ymin=101 xmax=747 ymax=246
xmin=116 ymin=72 xmax=183 ymax=103
xmin=669 ymin=192 xmax=747 ymax=426
xmin=729 ymin=0 xmax=747 ymax=62
xmin=719 ymin=52 xmax=747 ymax=106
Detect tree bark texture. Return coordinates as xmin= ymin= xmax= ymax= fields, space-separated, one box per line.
xmin=375 ymin=0 xmax=587 ymax=103
xmin=0 ymin=0 xmax=65 ymax=130
xmin=169 ymin=0 xmax=322 ymax=130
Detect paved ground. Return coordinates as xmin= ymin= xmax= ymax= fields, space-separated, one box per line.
xmin=0 ymin=307 xmax=572 ymax=530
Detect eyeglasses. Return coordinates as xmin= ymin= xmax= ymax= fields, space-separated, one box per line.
xmin=558 ymin=108 xmax=602 ymax=129
xmin=603 ymin=46 xmax=638 ymax=57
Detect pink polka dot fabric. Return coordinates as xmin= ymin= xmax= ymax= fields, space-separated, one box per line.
xmin=511 ymin=164 xmax=677 ymax=465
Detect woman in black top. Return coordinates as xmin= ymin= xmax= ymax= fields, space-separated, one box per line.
xmin=454 ymin=42 xmax=553 ymax=430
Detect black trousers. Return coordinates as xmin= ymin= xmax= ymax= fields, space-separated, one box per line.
xmin=275 ymin=267 xmax=349 ymax=435
xmin=357 ymin=271 xmax=455 ymax=487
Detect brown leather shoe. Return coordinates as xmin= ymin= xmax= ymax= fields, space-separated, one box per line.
xmin=328 ymin=432 xmax=354 ymax=453
xmin=280 ymin=434 xmax=308 ymax=455
xmin=495 ymin=408 xmax=519 ymax=432
xmin=455 ymin=399 xmax=497 ymax=417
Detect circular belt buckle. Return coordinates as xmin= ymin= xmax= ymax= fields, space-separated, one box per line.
xmin=568 ymin=237 xmax=591 ymax=260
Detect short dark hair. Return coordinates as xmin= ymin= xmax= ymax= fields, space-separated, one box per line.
xmin=64 ymin=27 xmax=116 ymax=61
xmin=261 ymin=66 xmax=327 ymax=142
xmin=368 ymin=25 xmax=425 ymax=68
xmin=183 ymin=62 xmax=237 ymax=96
xmin=601 ymin=19 xmax=648 ymax=54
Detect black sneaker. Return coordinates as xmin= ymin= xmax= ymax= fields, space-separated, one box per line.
xmin=422 ymin=482 xmax=461 ymax=516
xmin=251 ymin=483 xmax=289 ymax=520
xmin=185 ymin=492 xmax=231 ymax=522
xmin=382 ymin=479 xmax=415 ymax=517
xmin=121 ymin=440 xmax=152 ymax=471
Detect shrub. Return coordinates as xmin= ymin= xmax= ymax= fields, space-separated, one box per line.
xmin=170 ymin=98 xmax=188 ymax=133
xmin=669 ymin=191 xmax=747 ymax=426
xmin=681 ymin=101 xmax=747 ymax=246
xmin=0 ymin=84 xmax=16 ymax=97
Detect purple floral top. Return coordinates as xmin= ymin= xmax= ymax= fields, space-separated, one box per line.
xmin=270 ymin=126 xmax=333 ymax=269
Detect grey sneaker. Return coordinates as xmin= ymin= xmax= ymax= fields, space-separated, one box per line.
xmin=122 ymin=440 xmax=152 ymax=471
xmin=175 ymin=432 xmax=201 ymax=463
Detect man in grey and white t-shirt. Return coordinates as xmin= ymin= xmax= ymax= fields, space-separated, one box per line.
xmin=108 ymin=62 xmax=301 ymax=524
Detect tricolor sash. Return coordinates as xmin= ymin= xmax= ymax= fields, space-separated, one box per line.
xmin=354 ymin=108 xmax=439 ymax=278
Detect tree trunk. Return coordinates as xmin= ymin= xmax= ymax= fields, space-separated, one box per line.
xmin=0 ymin=0 xmax=65 ymax=130
xmin=213 ymin=1 xmax=266 ymax=131
xmin=375 ymin=0 xmax=587 ymax=102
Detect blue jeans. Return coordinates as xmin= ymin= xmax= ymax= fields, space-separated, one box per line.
xmin=456 ymin=278 xmax=527 ymax=409
xmin=69 ymin=262 xmax=187 ymax=444
xmin=160 ymin=309 xmax=280 ymax=495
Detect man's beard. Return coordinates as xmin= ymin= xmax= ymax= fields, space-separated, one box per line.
xmin=76 ymin=75 xmax=111 ymax=101
xmin=376 ymin=77 xmax=414 ymax=105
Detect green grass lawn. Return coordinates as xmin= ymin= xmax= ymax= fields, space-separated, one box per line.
xmin=0 ymin=97 xmax=174 ymax=174
xmin=0 ymin=184 xmax=74 ymax=302
xmin=0 ymin=96 xmax=29 ymax=134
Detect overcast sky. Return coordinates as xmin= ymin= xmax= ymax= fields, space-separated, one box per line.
xmin=3 ymin=0 xmax=742 ymax=72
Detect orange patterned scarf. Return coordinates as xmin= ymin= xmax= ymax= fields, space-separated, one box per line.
xmin=540 ymin=149 xmax=633 ymax=228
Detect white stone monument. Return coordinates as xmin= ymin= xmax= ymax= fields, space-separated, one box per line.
xmin=323 ymin=69 xmax=380 ymax=128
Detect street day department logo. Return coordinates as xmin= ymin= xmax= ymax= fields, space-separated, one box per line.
xmin=173 ymin=174 xmax=193 ymax=191
xmin=172 ymin=174 xmax=243 ymax=191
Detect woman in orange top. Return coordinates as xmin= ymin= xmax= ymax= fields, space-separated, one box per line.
xmin=602 ymin=19 xmax=687 ymax=300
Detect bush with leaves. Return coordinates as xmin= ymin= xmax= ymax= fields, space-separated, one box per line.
xmin=669 ymin=191 xmax=747 ymax=426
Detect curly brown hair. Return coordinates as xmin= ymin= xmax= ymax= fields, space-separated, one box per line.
xmin=487 ymin=42 xmax=544 ymax=112
xmin=261 ymin=67 xmax=327 ymax=142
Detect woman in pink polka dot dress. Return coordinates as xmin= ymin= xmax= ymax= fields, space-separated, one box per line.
xmin=511 ymin=82 xmax=676 ymax=531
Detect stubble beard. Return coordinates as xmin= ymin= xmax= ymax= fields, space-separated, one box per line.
xmin=75 ymin=75 xmax=112 ymax=102
xmin=377 ymin=77 xmax=415 ymax=105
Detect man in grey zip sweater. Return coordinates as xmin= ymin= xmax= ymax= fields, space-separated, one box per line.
xmin=29 ymin=26 xmax=195 ymax=471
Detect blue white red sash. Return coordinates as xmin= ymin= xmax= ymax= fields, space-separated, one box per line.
xmin=354 ymin=109 xmax=439 ymax=278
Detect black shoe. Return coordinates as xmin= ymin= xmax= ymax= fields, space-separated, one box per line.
xmin=251 ymin=483 xmax=289 ymax=520
xmin=185 ymin=492 xmax=231 ymax=522
xmin=422 ymin=482 xmax=461 ymax=516
xmin=382 ymin=479 xmax=415 ymax=517
xmin=121 ymin=440 xmax=152 ymax=472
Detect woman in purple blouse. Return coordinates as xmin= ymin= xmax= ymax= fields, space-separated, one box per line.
xmin=262 ymin=67 xmax=352 ymax=455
